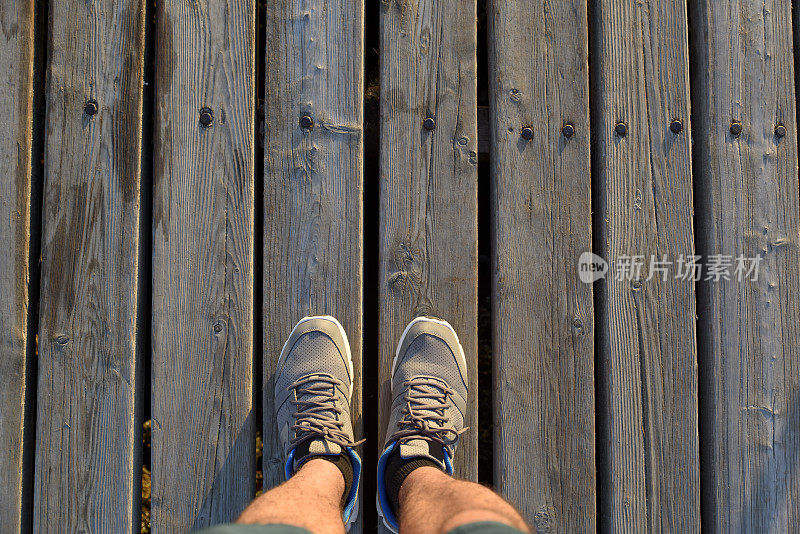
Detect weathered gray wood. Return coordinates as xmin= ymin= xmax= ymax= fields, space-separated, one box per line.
xmin=595 ymin=0 xmax=700 ymax=531
xmin=368 ymin=99 xmax=492 ymax=156
xmin=489 ymin=1 xmax=595 ymax=530
xmin=379 ymin=0 xmax=478 ymax=484
xmin=151 ymin=1 xmax=256 ymax=530
xmin=262 ymin=0 xmax=364 ymax=531
xmin=0 ymin=0 xmax=34 ymax=528
xmin=33 ymin=1 xmax=145 ymax=531
xmin=692 ymin=1 xmax=800 ymax=530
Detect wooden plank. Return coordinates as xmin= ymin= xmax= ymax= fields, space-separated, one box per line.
xmin=489 ymin=0 xmax=595 ymax=530
xmin=33 ymin=1 xmax=145 ymax=531
xmin=262 ymin=0 xmax=364 ymax=529
xmin=0 ymin=0 xmax=34 ymax=528
xmin=692 ymin=1 xmax=800 ymax=530
xmin=379 ymin=0 xmax=478 ymax=483
xmin=367 ymin=99 xmax=492 ymax=157
xmin=595 ymin=0 xmax=700 ymax=531
xmin=151 ymin=1 xmax=256 ymax=530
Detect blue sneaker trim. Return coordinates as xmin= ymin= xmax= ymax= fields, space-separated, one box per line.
xmin=342 ymin=447 xmax=361 ymax=524
xmin=377 ymin=441 xmax=399 ymax=531
xmin=443 ymin=448 xmax=454 ymax=475
xmin=284 ymin=448 xmax=296 ymax=481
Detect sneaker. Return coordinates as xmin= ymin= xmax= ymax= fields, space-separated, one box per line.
xmin=274 ymin=316 xmax=363 ymax=530
xmin=376 ymin=317 xmax=469 ymax=532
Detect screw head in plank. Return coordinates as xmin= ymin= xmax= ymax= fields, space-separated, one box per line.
xmin=84 ymin=99 xmax=98 ymax=116
xmin=299 ymin=114 xmax=314 ymax=130
xmin=520 ymin=126 xmax=533 ymax=140
xmin=199 ymin=107 xmax=214 ymax=127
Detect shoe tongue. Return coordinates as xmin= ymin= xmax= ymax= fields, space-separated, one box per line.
xmin=399 ymin=438 xmax=446 ymax=470
xmin=309 ymin=438 xmax=342 ymax=456
xmin=293 ymin=438 xmax=342 ymax=472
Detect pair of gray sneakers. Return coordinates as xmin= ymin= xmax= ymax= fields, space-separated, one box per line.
xmin=274 ymin=315 xmax=468 ymax=532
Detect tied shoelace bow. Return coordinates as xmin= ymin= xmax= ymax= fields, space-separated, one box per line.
xmin=392 ymin=378 xmax=468 ymax=447
xmin=289 ymin=375 xmax=364 ymax=448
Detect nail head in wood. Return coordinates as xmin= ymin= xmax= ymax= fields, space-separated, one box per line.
xmin=423 ymin=116 xmax=436 ymax=131
xmin=562 ymin=123 xmax=575 ymax=138
xmin=670 ymin=119 xmax=682 ymax=134
xmin=729 ymin=121 xmax=742 ymax=136
xmin=520 ymin=126 xmax=533 ymax=140
xmin=299 ymin=114 xmax=314 ymax=130
xmin=84 ymin=99 xmax=98 ymax=116
xmin=615 ymin=122 xmax=627 ymax=137
xmin=775 ymin=124 xmax=786 ymax=138
xmin=199 ymin=107 xmax=214 ymax=127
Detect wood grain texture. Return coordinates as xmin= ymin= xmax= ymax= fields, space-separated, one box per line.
xmin=489 ymin=1 xmax=595 ymax=530
xmin=33 ymin=0 xmax=145 ymax=531
xmin=0 ymin=0 xmax=34 ymax=528
xmin=151 ymin=1 xmax=256 ymax=530
xmin=595 ymin=0 xmax=700 ymax=531
xmin=262 ymin=0 xmax=364 ymax=531
xmin=379 ymin=0 xmax=478 ymax=482
xmin=692 ymin=1 xmax=800 ymax=530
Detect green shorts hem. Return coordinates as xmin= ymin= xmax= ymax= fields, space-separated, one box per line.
xmin=445 ymin=521 xmax=527 ymax=534
xmin=194 ymin=521 xmax=524 ymax=534
xmin=193 ymin=524 xmax=312 ymax=534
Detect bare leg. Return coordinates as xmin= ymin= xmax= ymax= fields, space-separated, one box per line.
xmin=397 ymin=467 xmax=530 ymax=534
xmin=236 ymin=459 xmax=345 ymax=534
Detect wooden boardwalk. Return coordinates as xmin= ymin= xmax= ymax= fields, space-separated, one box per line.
xmin=1 ymin=0 xmax=799 ymax=532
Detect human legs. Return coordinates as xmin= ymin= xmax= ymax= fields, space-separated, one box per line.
xmin=262 ymin=316 xmax=362 ymax=530
xmin=235 ymin=458 xmax=345 ymax=534
xmin=396 ymin=466 xmax=529 ymax=534
xmin=377 ymin=317 xmax=529 ymax=534
xmin=202 ymin=315 xmax=528 ymax=534
xmin=196 ymin=316 xmax=361 ymax=534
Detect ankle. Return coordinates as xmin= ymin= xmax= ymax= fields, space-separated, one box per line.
xmin=296 ymin=458 xmax=346 ymax=504
xmin=402 ymin=465 xmax=449 ymax=489
xmin=384 ymin=447 xmax=444 ymax=515
xmin=398 ymin=465 xmax=449 ymax=502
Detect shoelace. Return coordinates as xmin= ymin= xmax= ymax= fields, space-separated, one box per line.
xmin=390 ymin=378 xmax=468 ymax=447
xmin=289 ymin=375 xmax=365 ymax=448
